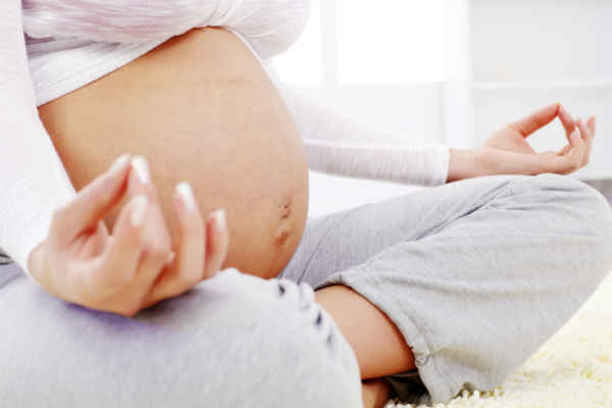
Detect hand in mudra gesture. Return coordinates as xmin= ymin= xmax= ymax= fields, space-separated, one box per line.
xmin=480 ymin=103 xmax=594 ymax=176
xmin=27 ymin=155 xmax=229 ymax=317
xmin=482 ymin=104 xmax=595 ymax=174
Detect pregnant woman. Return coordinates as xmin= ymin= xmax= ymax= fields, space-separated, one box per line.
xmin=2 ymin=1 xmax=612 ymax=407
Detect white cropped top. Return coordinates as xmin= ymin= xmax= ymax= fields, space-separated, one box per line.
xmin=1 ymin=0 xmax=450 ymax=274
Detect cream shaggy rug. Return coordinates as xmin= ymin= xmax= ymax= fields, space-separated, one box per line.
xmin=386 ymin=271 xmax=612 ymax=408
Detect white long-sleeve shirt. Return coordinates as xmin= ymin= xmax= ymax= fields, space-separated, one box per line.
xmin=1 ymin=0 xmax=450 ymax=274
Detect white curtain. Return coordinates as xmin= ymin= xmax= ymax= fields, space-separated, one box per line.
xmin=273 ymin=0 xmax=612 ymax=181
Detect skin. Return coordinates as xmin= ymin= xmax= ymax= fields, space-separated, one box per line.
xmin=33 ymin=27 xmax=596 ymax=408
xmin=38 ymin=27 xmax=309 ymax=281
xmin=362 ymin=380 xmax=392 ymax=408
xmin=28 ymin=155 xmax=231 ymax=316
xmin=448 ymin=103 xmax=594 ymax=182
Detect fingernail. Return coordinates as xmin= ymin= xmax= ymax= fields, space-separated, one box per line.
xmin=166 ymin=251 xmax=176 ymax=265
xmin=109 ymin=154 xmax=130 ymax=176
xmin=212 ymin=209 xmax=226 ymax=233
xmin=176 ymin=182 xmax=196 ymax=212
xmin=130 ymin=195 xmax=148 ymax=227
xmin=131 ymin=156 xmax=151 ymax=184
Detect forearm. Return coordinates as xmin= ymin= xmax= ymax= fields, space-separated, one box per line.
xmin=444 ymin=145 xmax=563 ymax=184
xmin=1 ymin=115 xmax=76 ymax=275
xmin=446 ymin=147 xmax=486 ymax=183
xmin=1 ymin=0 xmax=76 ymax=274
xmin=277 ymin=84 xmax=450 ymax=186
xmin=306 ymin=141 xmax=450 ymax=186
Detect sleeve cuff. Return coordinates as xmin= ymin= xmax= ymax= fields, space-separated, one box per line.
xmin=428 ymin=144 xmax=450 ymax=186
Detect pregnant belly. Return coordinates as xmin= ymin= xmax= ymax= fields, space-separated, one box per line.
xmin=38 ymin=28 xmax=309 ymax=279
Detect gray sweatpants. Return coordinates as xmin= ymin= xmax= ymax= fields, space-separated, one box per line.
xmin=280 ymin=172 xmax=612 ymax=404
xmin=0 ymin=267 xmax=362 ymax=407
xmin=1 ymin=173 xmax=611 ymax=407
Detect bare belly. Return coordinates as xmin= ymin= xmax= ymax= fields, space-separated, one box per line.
xmin=38 ymin=28 xmax=309 ymax=279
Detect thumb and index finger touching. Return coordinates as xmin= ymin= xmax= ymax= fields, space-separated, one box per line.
xmin=509 ymin=102 xmax=561 ymax=137
xmin=509 ymin=102 xmax=594 ymax=174
xmin=510 ymin=101 xmax=595 ymax=146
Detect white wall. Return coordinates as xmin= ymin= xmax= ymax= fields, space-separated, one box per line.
xmin=295 ymin=84 xmax=445 ymax=146
xmin=470 ymin=0 xmax=612 ymax=82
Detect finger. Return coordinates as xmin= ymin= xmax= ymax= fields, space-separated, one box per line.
xmin=561 ymin=129 xmax=586 ymax=173
xmin=128 ymin=155 xmax=154 ymax=197
xmin=576 ymin=118 xmax=585 ymax=139
xmin=587 ymin=116 xmax=596 ymax=136
xmin=576 ymin=118 xmax=592 ymax=166
xmin=148 ymin=182 xmax=205 ymax=303
xmin=128 ymin=156 xmax=161 ymax=215
xmin=127 ymin=156 xmax=173 ymax=261
xmin=509 ymin=102 xmax=560 ymax=137
xmin=26 ymin=241 xmax=56 ymax=295
xmin=568 ymin=128 xmax=586 ymax=163
xmin=203 ymin=209 xmax=230 ymax=280
xmin=541 ymin=129 xmax=585 ymax=175
xmin=131 ymin=241 xmax=175 ymax=302
xmin=79 ymin=221 xmax=110 ymax=258
xmin=558 ymin=104 xmax=576 ymax=141
xmin=50 ymin=154 xmax=131 ymax=247
xmin=557 ymin=144 xmax=571 ymax=156
xmin=98 ymin=194 xmax=149 ymax=290
xmin=587 ymin=116 xmax=596 ymax=162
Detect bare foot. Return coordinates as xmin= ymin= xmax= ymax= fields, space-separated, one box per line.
xmin=362 ymin=379 xmax=391 ymax=408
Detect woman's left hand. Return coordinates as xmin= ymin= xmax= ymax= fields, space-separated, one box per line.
xmin=28 ymin=155 xmax=230 ymax=317
xmin=447 ymin=103 xmax=595 ymax=182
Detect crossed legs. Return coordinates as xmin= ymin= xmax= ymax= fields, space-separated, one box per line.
xmin=0 ymin=266 xmax=363 ymax=407
xmin=2 ymin=173 xmax=610 ymax=406
xmin=282 ymin=172 xmax=612 ymax=403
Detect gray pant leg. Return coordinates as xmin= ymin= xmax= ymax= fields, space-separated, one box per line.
xmin=281 ymin=173 xmax=612 ymax=404
xmin=0 ymin=266 xmax=362 ymax=408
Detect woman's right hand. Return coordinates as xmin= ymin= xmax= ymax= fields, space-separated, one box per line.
xmin=27 ymin=154 xmax=229 ymax=317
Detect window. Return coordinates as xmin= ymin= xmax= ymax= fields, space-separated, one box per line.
xmin=273 ymin=0 xmax=449 ymax=86
xmin=337 ymin=0 xmax=447 ymax=84
xmin=272 ymin=1 xmax=455 ymax=146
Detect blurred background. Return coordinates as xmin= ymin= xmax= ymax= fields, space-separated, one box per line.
xmin=269 ymin=0 xmax=612 ymax=216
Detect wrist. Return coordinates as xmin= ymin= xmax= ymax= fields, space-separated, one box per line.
xmin=447 ymin=148 xmax=485 ymax=183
